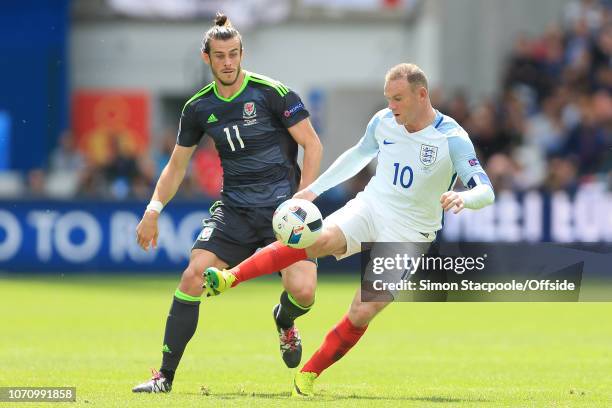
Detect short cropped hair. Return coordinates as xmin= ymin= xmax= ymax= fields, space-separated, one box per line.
xmin=385 ymin=63 xmax=428 ymax=90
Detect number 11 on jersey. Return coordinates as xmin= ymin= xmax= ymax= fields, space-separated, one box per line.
xmin=223 ymin=125 xmax=245 ymax=151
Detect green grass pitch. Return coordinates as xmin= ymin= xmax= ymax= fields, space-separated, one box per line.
xmin=1 ymin=274 xmax=611 ymax=407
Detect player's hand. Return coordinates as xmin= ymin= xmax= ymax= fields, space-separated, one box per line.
xmin=440 ymin=191 xmax=465 ymax=214
xmin=293 ymin=189 xmax=318 ymax=202
xmin=136 ymin=210 xmax=160 ymax=250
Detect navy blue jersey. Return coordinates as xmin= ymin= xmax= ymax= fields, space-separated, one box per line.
xmin=177 ymin=71 xmax=309 ymax=207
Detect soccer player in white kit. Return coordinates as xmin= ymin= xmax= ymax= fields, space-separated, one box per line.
xmin=205 ymin=63 xmax=495 ymax=396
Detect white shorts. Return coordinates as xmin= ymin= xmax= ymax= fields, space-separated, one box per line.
xmin=324 ymin=193 xmax=436 ymax=260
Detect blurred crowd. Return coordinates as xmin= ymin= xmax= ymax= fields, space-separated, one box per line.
xmin=332 ymin=0 xmax=611 ymax=199
xmin=435 ymin=0 xmax=611 ymax=194
xmin=17 ymin=129 xmax=222 ymax=200
xmin=8 ymin=0 xmax=612 ymax=200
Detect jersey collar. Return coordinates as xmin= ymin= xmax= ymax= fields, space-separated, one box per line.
xmin=432 ymin=109 xmax=444 ymax=129
xmin=213 ymin=70 xmax=251 ymax=102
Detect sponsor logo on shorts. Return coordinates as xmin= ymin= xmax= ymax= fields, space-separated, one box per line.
xmin=198 ymin=226 xmax=213 ymax=241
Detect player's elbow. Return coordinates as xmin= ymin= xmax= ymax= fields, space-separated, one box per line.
xmin=162 ymin=161 xmax=187 ymax=181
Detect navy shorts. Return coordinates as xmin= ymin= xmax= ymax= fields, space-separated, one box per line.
xmin=193 ymin=201 xmax=316 ymax=268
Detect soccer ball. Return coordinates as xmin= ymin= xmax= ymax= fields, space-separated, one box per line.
xmin=272 ymin=198 xmax=323 ymax=249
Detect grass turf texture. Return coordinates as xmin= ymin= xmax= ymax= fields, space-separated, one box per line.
xmin=0 ymin=274 xmax=610 ymax=407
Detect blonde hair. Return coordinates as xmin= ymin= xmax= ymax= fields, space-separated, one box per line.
xmin=385 ymin=63 xmax=428 ymax=90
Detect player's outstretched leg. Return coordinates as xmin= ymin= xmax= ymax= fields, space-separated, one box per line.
xmin=204 ymin=242 xmax=309 ymax=295
xmin=203 ymin=267 xmax=235 ymax=296
xmin=204 ymin=224 xmax=345 ymax=294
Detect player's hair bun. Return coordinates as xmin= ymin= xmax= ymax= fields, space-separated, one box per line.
xmin=214 ymin=13 xmax=229 ymax=27
xmin=201 ymin=12 xmax=241 ymax=54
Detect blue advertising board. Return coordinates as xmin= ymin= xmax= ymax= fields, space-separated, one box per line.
xmin=0 ymin=184 xmax=609 ymax=273
xmin=0 ymin=201 xmax=210 ymax=272
xmin=0 ymin=111 xmax=9 ymax=170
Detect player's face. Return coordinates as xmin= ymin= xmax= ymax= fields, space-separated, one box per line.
xmin=203 ymin=37 xmax=243 ymax=86
xmin=384 ymin=79 xmax=424 ymax=126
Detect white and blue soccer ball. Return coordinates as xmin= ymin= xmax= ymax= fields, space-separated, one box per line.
xmin=272 ymin=198 xmax=323 ymax=249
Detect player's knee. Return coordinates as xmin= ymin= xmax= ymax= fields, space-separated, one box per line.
xmin=177 ymin=264 xmax=206 ymax=297
xmin=289 ymin=283 xmax=316 ymax=306
xmin=307 ymin=227 xmax=340 ymax=258
xmin=181 ymin=263 xmax=204 ymax=286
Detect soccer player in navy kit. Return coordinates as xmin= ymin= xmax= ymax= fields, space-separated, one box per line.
xmin=132 ymin=14 xmax=322 ymax=393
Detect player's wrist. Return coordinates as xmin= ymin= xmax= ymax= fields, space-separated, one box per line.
xmin=144 ymin=210 xmax=160 ymax=221
xmin=146 ymin=200 xmax=164 ymax=214
xmin=459 ymin=185 xmax=494 ymax=209
xmin=307 ymin=184 xmax=323 ymax=197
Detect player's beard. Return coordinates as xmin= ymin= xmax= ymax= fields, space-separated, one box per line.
xmin=214 ymin=66 xmax=242 ymax=87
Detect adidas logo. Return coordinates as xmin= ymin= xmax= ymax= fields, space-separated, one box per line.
xmin=207 ymin=113 xmax=218 ymax=123
xmin=162 ymin=344 xmax=172 ymax=354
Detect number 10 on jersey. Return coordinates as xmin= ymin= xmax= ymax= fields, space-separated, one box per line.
xmin=223 ymin=125 xmax=245 ymax=151
xmin=392 ymin=162 xmax=413 ymax=188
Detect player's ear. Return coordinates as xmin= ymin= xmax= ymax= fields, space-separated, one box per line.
xmin=201 ymin=51 xmax=211 ymax=66
xmin=419 ymin=86 xmax=428 ymax=100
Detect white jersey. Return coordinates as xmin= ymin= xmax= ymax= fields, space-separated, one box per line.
xmin=310 ymin=109 xmax=488 ymax=233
